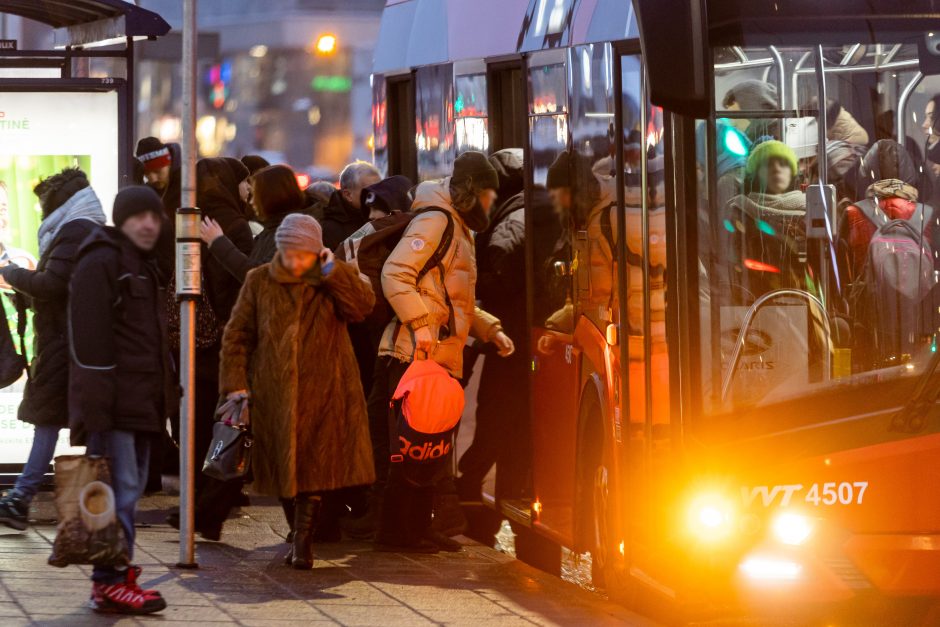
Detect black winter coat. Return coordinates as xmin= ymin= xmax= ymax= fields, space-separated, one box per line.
xmin=197 ymin=163 xmax=254 ymax=322
xmin=68 ymin=228 xmax=174 ymax=439
xmin=153 ymin=164 xmax=182 ymax=281
xmin=321 ymin=190 xmax=366 ymax=251
xmin=0 ymin=219 xmax=100 ymax=427
xmin=207 ymin=214 xmax=290 ymax=284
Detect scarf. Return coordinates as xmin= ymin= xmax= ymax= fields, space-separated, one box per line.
xmin=269 ymin=252 xmax=323 ymax=286
xmin=37 ymin=187 xmax=106 ymax=257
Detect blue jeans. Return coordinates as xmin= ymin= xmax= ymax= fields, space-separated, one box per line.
xmin=10 ymin=425 xmax=60 ymax=504
xmin=86 ymin=430 xmax=152 ymax=584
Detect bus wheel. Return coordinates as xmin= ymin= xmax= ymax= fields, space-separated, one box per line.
xmin=589 ymin=442 xmax=632 ymax=604
xmin=511 ymin=521 xmax=561 ymax=575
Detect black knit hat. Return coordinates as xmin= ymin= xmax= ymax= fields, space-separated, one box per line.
xmin=546 ymin=150 xmax=571 ymax=189
xmin=113 ymin=185 xmax=164 ymax=227
xmin=452 ymin=151 xmax=499 ymax=191
xmin=241 ymin=155 xmax=270 ymax=175
xmin=135 ymin=136 xmax=172 ymax=172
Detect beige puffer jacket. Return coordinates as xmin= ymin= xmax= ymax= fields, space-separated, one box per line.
xmin=379 ymin=178 xmax=501 ymax=377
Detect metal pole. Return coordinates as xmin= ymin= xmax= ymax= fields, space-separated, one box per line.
xmin=177 ymin=0 xmax=198 ymax=569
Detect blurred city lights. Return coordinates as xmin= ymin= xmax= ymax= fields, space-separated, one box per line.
xmin=315 ymin=34 xmax=337 ymax=55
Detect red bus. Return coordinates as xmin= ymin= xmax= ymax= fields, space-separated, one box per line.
xmin=372 ymin=0 xmax=940 ymax=620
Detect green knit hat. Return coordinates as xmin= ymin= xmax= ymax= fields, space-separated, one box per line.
xmin=746 ymin=140 xmax=798 ymax=178
xmin=452 ymin=151 xmax=499 ymax=191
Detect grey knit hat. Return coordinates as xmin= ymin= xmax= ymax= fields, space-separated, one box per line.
xmin=275 ymin=213 xmax=323 ymax=254
xmin=722 ymin=79 xmax=778 ymax=111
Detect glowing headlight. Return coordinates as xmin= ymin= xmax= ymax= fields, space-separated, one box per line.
xmin=687 ymin=494 xmax=736 ymax=541
xmin=740 ymin=556 xmax=802 ymax=581
xmin=772 ymin=512 xmax=813 ymax=546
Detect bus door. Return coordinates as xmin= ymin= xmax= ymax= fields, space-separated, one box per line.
xmin=527 ymin=48 xmax=580 ymax=540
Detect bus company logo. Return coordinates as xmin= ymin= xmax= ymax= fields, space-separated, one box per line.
xmin=0 ymin=111 xmax=30 ymax=131
xmin=398 ymin=436 xmax=451 ymax=461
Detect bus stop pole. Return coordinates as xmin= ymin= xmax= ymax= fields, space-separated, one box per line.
xmin=177 ymin=0 xmax=199 ymax=569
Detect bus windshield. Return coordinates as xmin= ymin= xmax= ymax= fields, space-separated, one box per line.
xmin=696 ymin=41 xmax=940 ymax=417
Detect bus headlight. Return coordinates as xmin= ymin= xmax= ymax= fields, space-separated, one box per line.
xmin=687 ymin=494 xmax=736 ymax=541
xmin=772 ymin=512 xmax=813 ymax=546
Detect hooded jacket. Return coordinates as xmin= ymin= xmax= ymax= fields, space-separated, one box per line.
xmin=219 ymin=256 xmax=375 ymax=497
xmin=68 ymin=227 xmax=173 ymax=440
xmin=361 ymin=175 xmax=413 ymax=216
xmin=379 ymin=178 xmax=502 ymax=377
xmin=0 ymin=181 xmax=105 ymax=428
xmin=321 ymin=190 xmax=366 ymax=250
xmin=196 ymin=158 xmax=255 ymax=321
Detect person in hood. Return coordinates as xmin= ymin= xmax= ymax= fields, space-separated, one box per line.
xmin=361 ymin=175 xmax=413 ymax=220
xmin=135 ymin=137 xmax=181 ymax=279
xmin=68 ymin=186 xmax=170 ymax=614
xmin=371 ymin=151 xmax=515 ymax=553
xmin=0 ymin=168 xmax=106 ymax=531
xmin=241 ymin=154 xmax=270 ymax=175
xmin=163 ymin=158 xmax=254 ymax=540
xmin=321 ymin=162 xmax=381 ymax=250
xmin=219 ymin=214 xmax=375 ymax=570
xmin=456 ymin=149 xmax=531 ymax=522
xmin=724 ymin=139 xmax=808 ymax=300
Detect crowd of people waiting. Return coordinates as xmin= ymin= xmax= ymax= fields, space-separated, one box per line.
xmin=0 ymin=137 xmax=522 ymax=615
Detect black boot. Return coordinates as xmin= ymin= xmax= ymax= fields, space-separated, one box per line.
xmin=281 ymin=498 xmax=295 ymax=543
xmin=291 ymin=494 xmax=320 ymax=570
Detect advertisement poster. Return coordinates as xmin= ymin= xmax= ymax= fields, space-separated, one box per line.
xmin=0 ymin=90 xmax=120 ymax=465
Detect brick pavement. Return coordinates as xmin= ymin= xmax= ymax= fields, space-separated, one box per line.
xmin=0 ymin=494 xmax=655 ymax=626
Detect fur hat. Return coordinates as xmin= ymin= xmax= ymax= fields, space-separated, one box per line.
xmin=275 ymin=213 xmax=323 ymax=254
xmin=33 ymin=167 xmax=90 ymax=218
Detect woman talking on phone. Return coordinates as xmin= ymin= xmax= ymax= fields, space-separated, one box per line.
xmin=218 ymin=213 xmax=375 ymax=569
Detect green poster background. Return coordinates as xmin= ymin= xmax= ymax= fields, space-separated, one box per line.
xmin=0 ymin=155 xmax=92 ymax=362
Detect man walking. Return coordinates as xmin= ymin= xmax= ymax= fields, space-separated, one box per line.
xmin=68 ymin=186 xmax=171 ymax=615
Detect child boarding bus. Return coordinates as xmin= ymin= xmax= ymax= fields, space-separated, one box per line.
xmin=372 ymin=0 xmax=940 ymax=621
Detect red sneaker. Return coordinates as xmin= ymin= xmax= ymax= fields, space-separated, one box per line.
xmin=90 ymin=567 xmax=166 ymax=615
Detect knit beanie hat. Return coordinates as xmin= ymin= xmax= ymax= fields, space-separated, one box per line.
xmin=275 ymin=213 xmax=323 ymax=254
xmin=451 ymin=151 xmax=499 ymax=191
xmin=135 ymin=137 xmax=172 ymax=173
xmin=746 ymin=140 xmax=798 ymax=179
xmin=113 ymin=185 xmax=164 ymax=227
xmin=241 ymin=154 xmax=270 ymax=175
xmin=546 ymin=150 xmax=571 ymax=189
xmin=488 ymin=148 xmax=524 ymax=200
xmin=722 ymin=80 xmax=778 ymax=111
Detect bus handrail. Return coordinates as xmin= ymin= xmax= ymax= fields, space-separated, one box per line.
xmin=721 ymin=289 xmax=832 ymax=403
xmin=897 ymin=71 xmax=923 ymax=145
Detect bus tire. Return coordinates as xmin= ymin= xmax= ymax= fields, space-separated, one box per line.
xmin=510 ymin=521 xmax=561 ymax=575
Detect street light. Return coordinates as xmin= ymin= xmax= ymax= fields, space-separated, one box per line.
xmin=315 ymin=34 xmax=337 ymax=55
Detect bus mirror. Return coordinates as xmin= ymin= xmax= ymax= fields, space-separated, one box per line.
xmin=919 ymin=32 xmax=940 ymax=75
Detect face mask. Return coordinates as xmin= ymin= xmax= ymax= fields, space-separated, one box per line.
xmin=461 ymin=197 xmax=490 ymax=233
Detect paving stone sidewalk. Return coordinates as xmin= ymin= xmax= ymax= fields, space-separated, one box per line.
xmin=0 ymin=494 xmax=654 ymax=626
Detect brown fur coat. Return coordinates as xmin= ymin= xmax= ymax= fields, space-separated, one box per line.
xmin=219 ymin=255 xmax=376 ymax=498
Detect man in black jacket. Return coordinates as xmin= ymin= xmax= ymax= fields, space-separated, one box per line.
xmin=69 ymin=186 xmax=170 ymax=615
xmin=321 ymin=160 xmax=381 ymax=250
xmin=136 ymin=137 xmax=181 ymax=279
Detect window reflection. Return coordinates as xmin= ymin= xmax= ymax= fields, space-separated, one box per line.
xmin=415 ymin=64 xmax=455 ymax=181
xmin=455 ymin=73 xmax=489 ymax=153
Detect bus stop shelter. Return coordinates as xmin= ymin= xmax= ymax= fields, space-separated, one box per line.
xmin=0 ymin=0 xmax=170 ymax=482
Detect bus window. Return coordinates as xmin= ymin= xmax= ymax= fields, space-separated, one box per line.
xmin=488 ymin=62 xmax=527 ymax=151
xmin=414 ymin=64 xmax=455 ymax=181
xmin=387 ymin=74 xmax=417 ymax=182
xmin=455 ymin=72 xmax=489 ymax=153
xmin=372 ymin=74 xmax=388 ymax=176
xmin=568 ymin=43 xmax=617 ymax=329
xmin=697 ymin=42 xmax=939 ymax=416
xmin=529 ymin=50 xmax=572 ymax=332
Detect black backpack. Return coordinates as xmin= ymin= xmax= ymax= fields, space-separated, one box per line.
xmin=0 ymin=292 xmax=28 ymax=389
xmin=851 ymin=198 xmax=937 ymax=362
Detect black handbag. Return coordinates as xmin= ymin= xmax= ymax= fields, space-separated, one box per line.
xmin=202 ymin=396 xmax=252 ymax=481
xmin=0 ymin=292 xmax=27 ymax=389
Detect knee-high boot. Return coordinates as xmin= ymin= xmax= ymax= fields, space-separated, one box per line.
xmin=291 ymin=494 xmax=320 ymax=570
